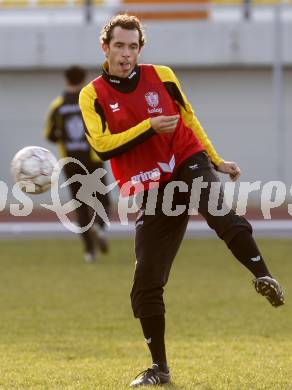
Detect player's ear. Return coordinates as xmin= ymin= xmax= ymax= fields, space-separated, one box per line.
xmin=102 ymin=43 xmax=109 ymax=57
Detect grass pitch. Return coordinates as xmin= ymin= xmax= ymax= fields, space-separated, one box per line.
xmin=0 ymin=237 xmax=291 ymax=389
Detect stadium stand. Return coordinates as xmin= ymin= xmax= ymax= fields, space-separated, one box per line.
xmin=121 ymin=0 xmax=209 ymax=20
xmin=0 ymin=0 xmax=290 ymax=7
xmin=0 ymin=0 xmax=104 ymax=7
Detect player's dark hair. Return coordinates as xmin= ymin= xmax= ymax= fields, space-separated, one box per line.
xmin=64 ymin=66 xmax=86 ymax=86
xmin=100 ymin=14 xmax=146 ymax=48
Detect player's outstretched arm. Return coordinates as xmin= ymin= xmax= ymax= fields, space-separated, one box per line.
xmin=217 ymin=161 xmax=241 ymax=181
xmin=154 ymin=65 xmax=224 ymax=168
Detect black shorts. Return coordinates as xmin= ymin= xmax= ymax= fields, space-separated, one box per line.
xmin=131 ymin=151 xmax=252 ymax=318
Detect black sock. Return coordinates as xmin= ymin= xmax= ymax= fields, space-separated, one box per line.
xmin=81 ymin=230 xmax=95 ymax=253
xmin=228 ymin=230 xmax=272 ymax=278
xmin=139 ymin=314 xmax=168 ymax=372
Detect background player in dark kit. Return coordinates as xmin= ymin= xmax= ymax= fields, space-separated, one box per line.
xmin=45 ymin=66 xmax=111 ymax=262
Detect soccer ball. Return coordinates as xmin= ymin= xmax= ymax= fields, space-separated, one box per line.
xmin=11 ymin=146 xmax=58 ymax=194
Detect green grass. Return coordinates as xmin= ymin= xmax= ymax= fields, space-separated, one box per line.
xmin=0 ymin=238 xmax=291 ymax=389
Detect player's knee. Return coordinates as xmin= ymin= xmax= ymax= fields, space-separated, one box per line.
xmin=130 ymin=283 xmax=165 ymax=318
xmin=221 ymin=216 xmax=253 ymax=245
xmin=206 ymin=212 xmax=252 ymax=245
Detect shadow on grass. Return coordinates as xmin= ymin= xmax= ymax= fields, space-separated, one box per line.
xmin=165 ymin=384 xmax=182 ymax=389
xmin=165 ymin=381 xmax=207 ymax=389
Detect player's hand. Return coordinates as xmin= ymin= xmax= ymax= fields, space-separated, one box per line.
xmin=217 ymin=161 xmax=241 ymax=182
xmin=150 ymin=115 xmax=180 ymax=134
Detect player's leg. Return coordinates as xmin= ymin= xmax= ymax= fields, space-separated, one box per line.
xmin=88 ymin=161 xmax=111 ymax=254
xmin=94 ymin=190 xmax=110 ymax=254
xmin=74 ymin=201 xmax=97 ymax=262
xmin=182 ymin=152 xmax=284 ymax=307
xmin=130 ymin=190 xmax=189 ymax=386
xmin=64 ymin=164 xmax=97 ymax=262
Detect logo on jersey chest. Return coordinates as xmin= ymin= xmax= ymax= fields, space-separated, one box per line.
xmin=107 ymin=91 xmax=163 ymax=115
xmin=109 ymin=102 xmax=120 ymax=112
xmin=145 ymin=91 xmax=162 ymax=114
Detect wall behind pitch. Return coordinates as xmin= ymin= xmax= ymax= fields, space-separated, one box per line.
xmin=1 ymin=21 xmax=292 ymax=68
xmin=0 ymin=67 xmax=291 ymax=208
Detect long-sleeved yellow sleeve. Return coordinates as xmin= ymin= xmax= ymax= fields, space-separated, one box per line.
xmin=43 ymin=96 xmax=64 ymax=142
xmin=154 ymin=65 xmax=224 ymax=167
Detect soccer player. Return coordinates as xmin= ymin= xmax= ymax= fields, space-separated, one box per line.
xmin=79 ymin=15 xmax=284 ymax=387
xmin=44 ymin=66 xmax=111 ymax=262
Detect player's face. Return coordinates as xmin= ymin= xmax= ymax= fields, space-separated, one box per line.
xmin=102 ymin=26 xmax=141 ymax=78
